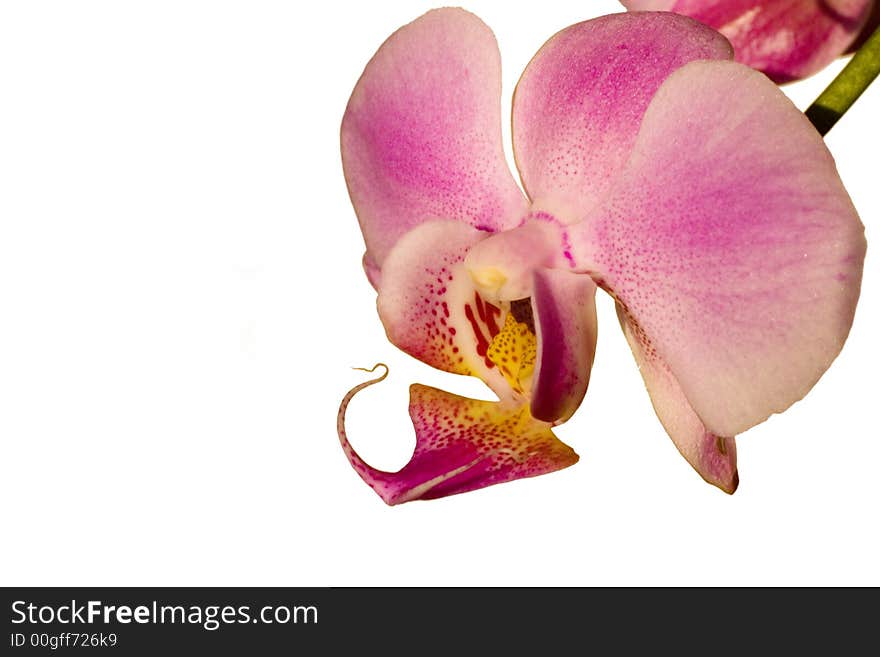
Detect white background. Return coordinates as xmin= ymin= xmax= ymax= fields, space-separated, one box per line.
xmin=1 ymin=0 xmax=877 ymax=586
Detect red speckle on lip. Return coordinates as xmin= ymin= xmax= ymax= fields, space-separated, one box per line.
xmin=465 ymin=291 xmax=502 ymax=368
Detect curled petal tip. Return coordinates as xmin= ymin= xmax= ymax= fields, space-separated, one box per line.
xmin=616 ymin=305 xmax=740 ymax=494
xmin=336 ymin=363 xmax=396 ymax=504
xmin=728 ymin=470 xmax=740 ymax=495
xmin=702 ymin=435 xmax=739 ymax=494
xmin=351 ymin=362 xmax=389 ymax=376
xmin=679 ymin=432 xmax=739 ymax=494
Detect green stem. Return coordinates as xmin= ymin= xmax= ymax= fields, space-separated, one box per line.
xmin=806 ymin=24 xmax=880 ymax=136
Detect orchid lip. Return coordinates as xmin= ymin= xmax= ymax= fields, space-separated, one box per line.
xmin=337 ymin=363 xmax=578 ymax=505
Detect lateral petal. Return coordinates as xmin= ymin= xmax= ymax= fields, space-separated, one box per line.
xmin=578 ymin=60 xmax=865 ymax=438
xmin=512 ymin=12 xmax=731 ymax=224
xmin=617 ymin=305 xmax=738 ymax=493
xmin=341 ymin=8 xmax=527 ymax=270
xmin=337 ymin=368 xmax=578 ymax=505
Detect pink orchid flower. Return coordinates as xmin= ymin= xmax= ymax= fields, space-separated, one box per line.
xmin=621 ymin=1 xmax=876 ymax=82
xmin=338 ymin=9 xmax=865 ymax=504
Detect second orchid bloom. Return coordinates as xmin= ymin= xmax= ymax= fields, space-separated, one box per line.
xmin=621 ymin=0 xmax=877 ymax=82
xmin=339 ymin=9 xmax=865 ymax=504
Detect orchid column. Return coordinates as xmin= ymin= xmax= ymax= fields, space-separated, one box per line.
xmin=338 ymin=9 xmax=866 ymax=504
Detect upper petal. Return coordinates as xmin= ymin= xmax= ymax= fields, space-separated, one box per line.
xmin=622 ymin=1 xmax=874 ymax=82
xmin=341 ymin=8 xmax=527 ymax=269
xmin=575 ymin=60 xmax=866 ymax=438
xmin=512 ymin=12 xmax=732 ymax=224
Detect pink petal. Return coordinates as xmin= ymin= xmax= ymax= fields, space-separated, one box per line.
xmin=621 ymin=1 xmax=676 ymax=8
xmin=337 ymin=367 xmax=578 ymax=505
xmin=617 ymin=305 xmax=738 ymax=493
xmin=576 ymin=60 xmax=865 ymax=438
xmin=622 ymin=0 xmax=874 ymax=82
xmin=341 ymin=8 xmax=527 ymax=270
xmin=849 ymin=1 xmax=880 ymax=52
xmin=376 ymin=220 xmax=513 ymax=399
xmin=512 ymin=12 xmax=731 ymax=224
xmin=530 ymin=269 xmax=598 ymax=424
xmin=362 ymin=252 xmax=382 ymax=290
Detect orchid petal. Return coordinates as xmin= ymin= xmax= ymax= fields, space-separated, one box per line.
xmin=362 ymin=253 xmax=382 ymax=291
xmin=617 ymin=305 xmax=738 ymax=493
xmin=576 ymin=60 xmax=865 ymax=438
xmin=621 ymin=0 xmax=874 ymax=82
xmin=341 ymin=8 xmax=527 ymax=270
xmin=621 ymin=0 xmax=676 ymax=8
xmin=376 ymin=220 xmax=512 ymax=398
xmin=849 ymin=1 xmax=880 ymax=52
xmin=530 ymin=269 xmax=598 ymax=424
xmin=512 ymin=12 xmax=731 ymax=224
xmin=337 ymin=367 xmax=578 ymax=505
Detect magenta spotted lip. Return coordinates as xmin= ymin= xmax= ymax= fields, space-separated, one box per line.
xmin=338 ymin=9 xmax=866 ymax=504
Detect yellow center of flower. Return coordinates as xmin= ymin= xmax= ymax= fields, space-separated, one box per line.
xmin=486 ymin=313 xmax=537 ymax=395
